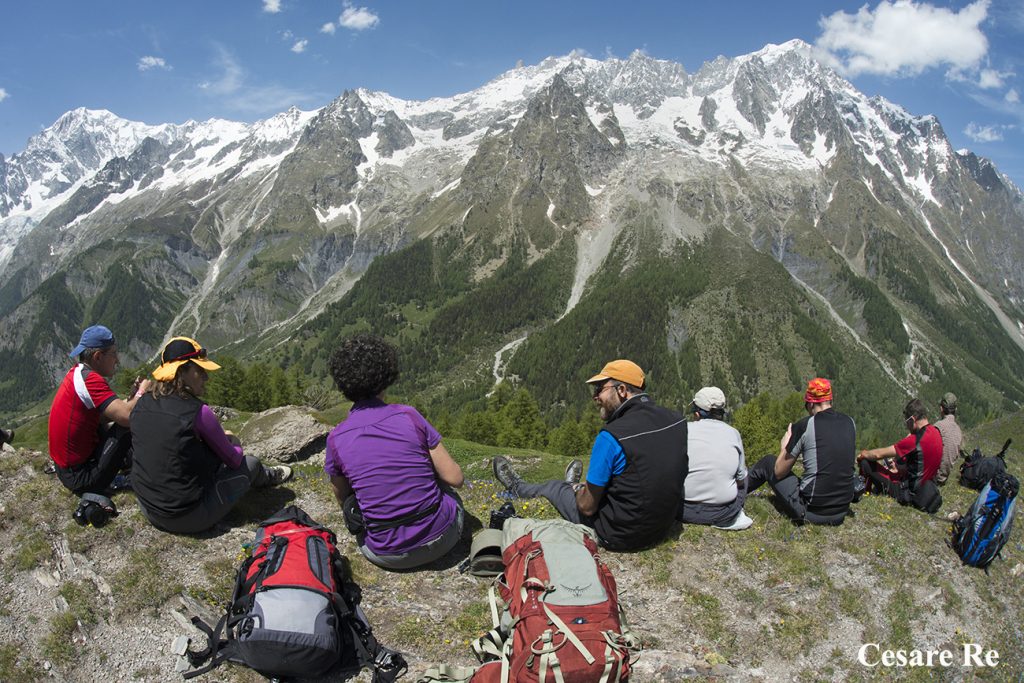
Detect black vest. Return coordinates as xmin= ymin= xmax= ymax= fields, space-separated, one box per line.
xmin=594 ymin=395 xmax=688 ymax=551
xmin=130 ymin=393 xmax=220 ymax=518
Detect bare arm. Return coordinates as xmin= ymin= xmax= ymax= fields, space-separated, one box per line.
xmin=330 ymin=474 xmax=354 ymax=506
xmin=99 ymin=379 xmax=152 ymax=428
xmin=576 ymin=482 xmax=605 ymax=517
xmin=428 ymin=441 xmax=464 ymax=488
xmin=774 ymin=423 xmax=795 ymax=479
xmin=858 ymin=445 xmax=897 ymax=462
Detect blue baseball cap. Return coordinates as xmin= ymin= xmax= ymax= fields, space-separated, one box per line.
xmin=69 ymin=325 xmax=116 ymax=358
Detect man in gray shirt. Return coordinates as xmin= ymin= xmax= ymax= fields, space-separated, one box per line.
xmin=677 ymin=387 xmax=750 ymax=529
xmin=934 ymin=392 xmax=964 ymax=485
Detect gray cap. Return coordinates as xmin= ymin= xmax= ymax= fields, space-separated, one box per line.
xmin=693 ymin=386 xmax=727 ymax=411
xmin=940 ymin=392 xmax=958 ymax=411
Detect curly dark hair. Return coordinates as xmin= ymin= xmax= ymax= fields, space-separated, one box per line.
xmin=328 ymin=334 xmax=400 ymax=402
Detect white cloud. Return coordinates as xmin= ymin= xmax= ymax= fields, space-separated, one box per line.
xmin=339 ymin=3 xmax=379 ymax=30
xmin=816 ymin=0 xmax=990 ymax=78
xmin=0 ymin=88 xmax=8 ymax=103
xmin=964 ymin=122 xmax=1011 ymax=142
xmin=978 ymin=68 xmax=1002 ymax=89
xmin=198 ymin=44 xmax=321 ymax=114
xmin=281 ymin=30 xmax=294 ymax=41
xmin=1007 ymin=89 xmax=1020 ymax=104
xmin=262 ymin=0 xmax=281 ymax=13
xmin=199 ymin=46 xmax=244 ymax=95
xmin=320 ymin=22 xmax=336 ymax=35
xmin=291 ymin=39 xmax=308 ymax=54
xmin=137 ymin=56 xmax=171 ymax=72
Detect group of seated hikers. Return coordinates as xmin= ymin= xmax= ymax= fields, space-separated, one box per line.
xmin=46 ymin=323 xmax=965 ymax=568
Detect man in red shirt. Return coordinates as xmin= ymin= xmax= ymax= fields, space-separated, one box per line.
xmin=48 ymin=325 xmax=150 ymax=496
xmin=857 ymin=398 xmax=942 ymax=502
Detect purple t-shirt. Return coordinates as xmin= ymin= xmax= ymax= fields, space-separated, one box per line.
xmin=324 ymin=399 xmax=457 ymax=555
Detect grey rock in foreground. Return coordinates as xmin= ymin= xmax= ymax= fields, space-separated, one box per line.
xmin=238 ymin=405 xmax=329 ymax=463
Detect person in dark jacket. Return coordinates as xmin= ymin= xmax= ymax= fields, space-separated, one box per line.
xmin=492 ymin=359 xmax=688 ymax=551
xmin=131 ymin=337 xmax=292 ymax=534
xmin=746 ymin=377 xmax=857 ymax=525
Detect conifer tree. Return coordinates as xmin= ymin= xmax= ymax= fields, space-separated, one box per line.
xmin=240 ymin=362 xmax=272 ymax=412
xmin=206 ymin=355 xmax=244 ymax=407
xmin=269 ymin=366 xmax=294 ymax=407
xmin=497 ymin=388 xmax=547 ymax=449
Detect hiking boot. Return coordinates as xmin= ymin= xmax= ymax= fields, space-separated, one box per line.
xmin=109 ymin=473 xmax=132 ymax=492
xmin=266 ymin=465 xmax=293 ymax=486
xmin=492 ymin=456 xmax=525 ymax=498
xmin=564 ymin=458 xmax=583 ymax=485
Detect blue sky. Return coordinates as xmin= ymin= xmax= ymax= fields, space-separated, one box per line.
xmin=1 ymin=1 xmax=1022 ymax=187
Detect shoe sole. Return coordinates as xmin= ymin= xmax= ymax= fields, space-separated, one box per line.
xmin=564 ymin=460 xmax=583 ymax=485
xmin=492 ymin=457 xmax=520 ymax=495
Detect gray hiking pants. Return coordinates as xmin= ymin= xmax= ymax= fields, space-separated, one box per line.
xmin=360 ymin=501 xmax=465 ymax=571
xmin=516 ymin=480 xmax=585 ymax=525
xmin=748 ymin=454 xmax=847 ymax=525
xmin=141 ymin=455 xmax=270 ymax=535
xmin=678 ymin=492 xmax=746 ymax=526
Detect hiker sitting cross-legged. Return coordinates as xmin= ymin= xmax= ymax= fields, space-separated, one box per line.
xmin=493 ymin=360 xmax=689 ymax=552
xmin=746 ymin=378 xmax=857 ymax=525
xmin=48 ymin=325 xmax=150 ymax=500
xmin=857 ymin=398 xmax=942 ymax=507
xmin=130 ymin=337 xmax=293 ymax=535
xmin=325 ymin=334 xmax=465 ymax=571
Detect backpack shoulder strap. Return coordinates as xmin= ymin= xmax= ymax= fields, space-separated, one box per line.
xmin=331 ymin=551 xmax=408 ymax=683
xmin=997 ymin=439 xmax=1012 ymax=460
xmin=181 ymin=614 xmax=234 ymax=679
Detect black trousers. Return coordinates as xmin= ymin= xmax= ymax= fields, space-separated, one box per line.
xmin=55 ymin=425 xmax=132 ymax=496
xmin=859 ymin=460 xmax=903 ymax=499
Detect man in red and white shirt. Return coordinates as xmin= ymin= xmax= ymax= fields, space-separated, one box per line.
xmin=48 ymin=325 xmax=150 ymax=495
xmin=857 ymin=398 xmax=942 ymax=498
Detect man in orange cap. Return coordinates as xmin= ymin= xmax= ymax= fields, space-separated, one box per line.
xmin=746 ymin=377 xmax=858 ymax=525
xmin=492 ymin=359 xmax=688 ymax=551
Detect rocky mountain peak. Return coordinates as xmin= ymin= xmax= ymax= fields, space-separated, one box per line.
xmin=956 ymin=150 xmax=1008 ymax=193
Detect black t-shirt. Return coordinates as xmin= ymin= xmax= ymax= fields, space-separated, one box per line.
xmin=786 ymin=408 xmax=857 ymax=514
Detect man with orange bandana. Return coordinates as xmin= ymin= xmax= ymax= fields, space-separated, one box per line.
xmin=746 ymin=378 xmax=857 ymax=525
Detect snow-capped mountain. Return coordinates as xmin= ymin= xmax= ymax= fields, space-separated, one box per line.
xmin=2 ymin=41 xmax=1024 ymax=424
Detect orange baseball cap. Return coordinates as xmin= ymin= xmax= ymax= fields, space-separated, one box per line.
xmin=586 ymin=359 xmax=645 ymax=388
xmin=804 ymin=377 xmax=833 ymax=403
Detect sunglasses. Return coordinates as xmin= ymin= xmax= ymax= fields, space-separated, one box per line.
xmin=593 ymin=381 xmax=619 ymax=398
xmin=166 ymin=346 xmax=208 ymax=363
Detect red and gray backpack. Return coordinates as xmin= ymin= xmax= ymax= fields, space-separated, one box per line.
xmin=180 ymin=506 xmax=406 ymax=682
xmin=420 ymin=518 xmax=640 ymax=683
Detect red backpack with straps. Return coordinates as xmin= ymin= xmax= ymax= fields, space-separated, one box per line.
xmin=181 ymin=506 xmax=406 ymax=681
xmin=468 ymin=518 xmax=639 ymax=683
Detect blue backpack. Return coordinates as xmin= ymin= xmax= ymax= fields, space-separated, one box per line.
xmin=951 ymin=473 xmax=1018 ymax=570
